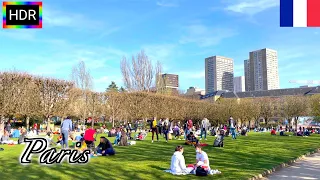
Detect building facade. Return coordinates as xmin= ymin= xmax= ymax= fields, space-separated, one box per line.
xmin=245 ymin=48 xmax=280 ymax=91
xmin=161 ymin=73 xmax=179 ymax=88
xmin=185 ymin=87 xmax=205 ymax=96
xmin=234 ymin=76 xmax=245 ymax=92
xmin=244 ymin=59 xmax=251 ymax=91
xmin=205 ymin=56 xmax=234 ymax=94
xmin=156 ymin=73 xmax=179 ymax=94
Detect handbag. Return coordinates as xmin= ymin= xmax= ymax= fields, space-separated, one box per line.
xmin=196 ymin=166 xmax=208 ymax=176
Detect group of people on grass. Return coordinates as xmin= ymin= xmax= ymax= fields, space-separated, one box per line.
xmin=148 ymin=117 xmax=212 ymax=144
xmin=169 ymin=144 xmax=220 ymax=176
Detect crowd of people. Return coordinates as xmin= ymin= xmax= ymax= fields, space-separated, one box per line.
xmin=1 ymin=116 xmax=320 ymax=176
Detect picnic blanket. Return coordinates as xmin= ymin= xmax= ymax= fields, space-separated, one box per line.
xmin=164 ymin=168 xmax=221 ymax=175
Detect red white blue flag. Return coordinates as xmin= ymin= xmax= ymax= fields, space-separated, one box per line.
xmin=280 ymin=0 xmax=320 ymax=27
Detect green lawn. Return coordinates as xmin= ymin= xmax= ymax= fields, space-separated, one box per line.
xmin=0 ymin=132 xmax=319 ymax=180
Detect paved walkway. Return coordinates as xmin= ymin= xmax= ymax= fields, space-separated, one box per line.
xmin=265 ymin=153 xmax=320 ymax=180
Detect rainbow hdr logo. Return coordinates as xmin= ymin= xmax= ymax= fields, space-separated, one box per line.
xmin=2 ymin=1 xmax=42 ymax=28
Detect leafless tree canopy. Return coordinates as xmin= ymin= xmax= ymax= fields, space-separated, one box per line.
xmin=121 ymin=50 xmax=158 ymax=92
xmin=71 ymin=61 xmax=93 ymax=90
xmin=71 ymin=61 xmax=93 ymax=125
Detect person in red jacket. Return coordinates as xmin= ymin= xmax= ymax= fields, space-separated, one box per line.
xmin=84 ymin=127 xmax=96 ymax=153
xmin=187 ymin=119 xmax=193 ymax=132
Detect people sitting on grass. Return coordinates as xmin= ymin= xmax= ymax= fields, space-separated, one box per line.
xmin=114 ymin=128 xmax=121 ymax=145
xmin=119 ymin=129 xmax=128 ymax=146
xmin=304 ymin=129 xmax=310 ymax=136
xmin=241 ymin=126 xmax=247 ymax=136
xmin=96 ymin=137 xmax=115 ymax=156
xmin=75 ymin=133 xmax=84 ymax=142
xmin=170 ymin=145 xmax=193 ymax=175
xmin=18 ymin=128 xmax=27 ymax=144
xmin=0 ymin=131 xmax=14 ymax=144
xmin=280 ymin=130 xmax=288 ymax=136
xmin=185 ymin=132 xmax=199 ymax=145
xmin=213 ymin=130 xmax=224 ymax=147
xmin=194 ymin=144 xmax=214 ymax=175
xmin=136 ymin=131 xmax=147 ymax=140
xmin=108 ymin=127 xmax=116 ymax=137
xmin=271 ymin=128 xmax=276 ymax=135
xmin=84 ymin=127 xmax=96 ymax=153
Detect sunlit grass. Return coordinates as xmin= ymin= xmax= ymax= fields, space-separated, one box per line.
xmin=0 ymin=132 xmax=319 ymax=180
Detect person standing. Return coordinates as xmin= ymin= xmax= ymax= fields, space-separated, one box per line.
xmin=158 ymin=119 xmax=163 ymax=136
xmin=163 ymin=118 xmax=170 ymax=143
xmin=229 ymin=116 xmax=236 ymax=139
xmin=150 ymin=117 xmax=159 ymax=143
xmin=200 ymin=118 xmax=209 ymax=140
xmin=60 ymin=116 xmax=73 ymax=149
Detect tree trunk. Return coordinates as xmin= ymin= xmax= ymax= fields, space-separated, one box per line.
xmin=26 ymin=116 xmax=30 ymax=131
xmin=46 ymin=116 xmax=50 ymax=132
xmin=295 ymin=117 xmax=298 ymax=135
xmin=248 ymin=120 xmax=251 ymax=130
xmin=0 ymin=116 xmax=4 ymax=137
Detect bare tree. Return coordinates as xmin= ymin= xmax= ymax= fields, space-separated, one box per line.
xmin=120 ymin=50 xmax=155 ymax=92
xmin=71 ymin=61 xmax=93 ymax=122
xmin=283 ymin=96 xmax=309 ymax=134
xmin=34 ymin=78 xmax=74 ymax=131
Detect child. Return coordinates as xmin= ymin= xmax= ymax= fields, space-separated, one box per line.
xmin=114 ymin=128 xmax=121 ymax=145
xmin=46 ymin=132 xmax=56 ymax=146
xmin=137 ymin=132 xmax=143 ymax=140
xmin=56 ymin=135 xmax=62 ymax=145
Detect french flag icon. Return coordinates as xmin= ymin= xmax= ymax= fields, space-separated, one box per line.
xmin=280 ymin=0 xmax=320 ymax=27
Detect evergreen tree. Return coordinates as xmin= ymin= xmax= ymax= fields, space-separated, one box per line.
xmin=106 ymin=81 xmax=119 ymax=92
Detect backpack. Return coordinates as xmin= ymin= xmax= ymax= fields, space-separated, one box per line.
xmin=152 ymin=120 xmax=157 ymax=128
xmin=196 ymin=166 xmax=208 ymax=176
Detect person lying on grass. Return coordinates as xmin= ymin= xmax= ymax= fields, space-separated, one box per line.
xmin=95 ymin=137 xmax=115 ymax=156
xmin=170 ymin=145 xmax=193 ymax=175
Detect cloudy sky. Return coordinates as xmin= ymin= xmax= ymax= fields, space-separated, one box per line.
xmin=1 ymin=0 xmax=319 ymax=92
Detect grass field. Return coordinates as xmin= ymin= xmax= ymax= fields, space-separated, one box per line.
xmin=0 ymin=132 xmax=319 ymax=180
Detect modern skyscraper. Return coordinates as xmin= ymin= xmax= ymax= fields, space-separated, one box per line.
xmin=205 ymin=56 xmax=234 ymax=94
xmin=234 ymin=76 xmax=245 ymax=92
xmin=245 ymin=48 xmax=280 ymax=91
xmin=244 ymin=59 xmax=251 ymax=92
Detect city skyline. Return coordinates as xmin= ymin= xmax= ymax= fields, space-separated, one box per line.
xmin=0 ymin=0 xmax=319 ymax=92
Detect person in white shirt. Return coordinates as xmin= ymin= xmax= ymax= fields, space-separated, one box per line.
xmin=170 ymin=145 xmax=193 ymax=175
xmin=200 ymin=118 xmax=209 ymax=140
xmin=195 ymin=144 xmax=210 ymax=170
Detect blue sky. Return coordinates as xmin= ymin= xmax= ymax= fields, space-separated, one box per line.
xmin=0 ymin=0 xmax=319 ymax=92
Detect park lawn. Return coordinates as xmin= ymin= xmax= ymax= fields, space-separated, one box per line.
xmin=0 ymin=133 xmax=319 ymax=180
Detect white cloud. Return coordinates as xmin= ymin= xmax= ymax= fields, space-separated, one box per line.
xmin=225 ymin=0 xmax=279 ymax=15
xmin=179 ymin=24 xmax=237 ymax=47
xmin=43 ymin=7 xmax=106 ymax=30
xmin=0 ymin=29 xmax=37 ymax=41
xmin=156 ymin=0 xmax=179 ymax=7
xmin=142 ymin=44 xmax=177 ymax=63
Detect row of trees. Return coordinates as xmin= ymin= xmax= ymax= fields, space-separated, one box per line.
xmin=1 ymin=71 xmax=320 ymax=131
